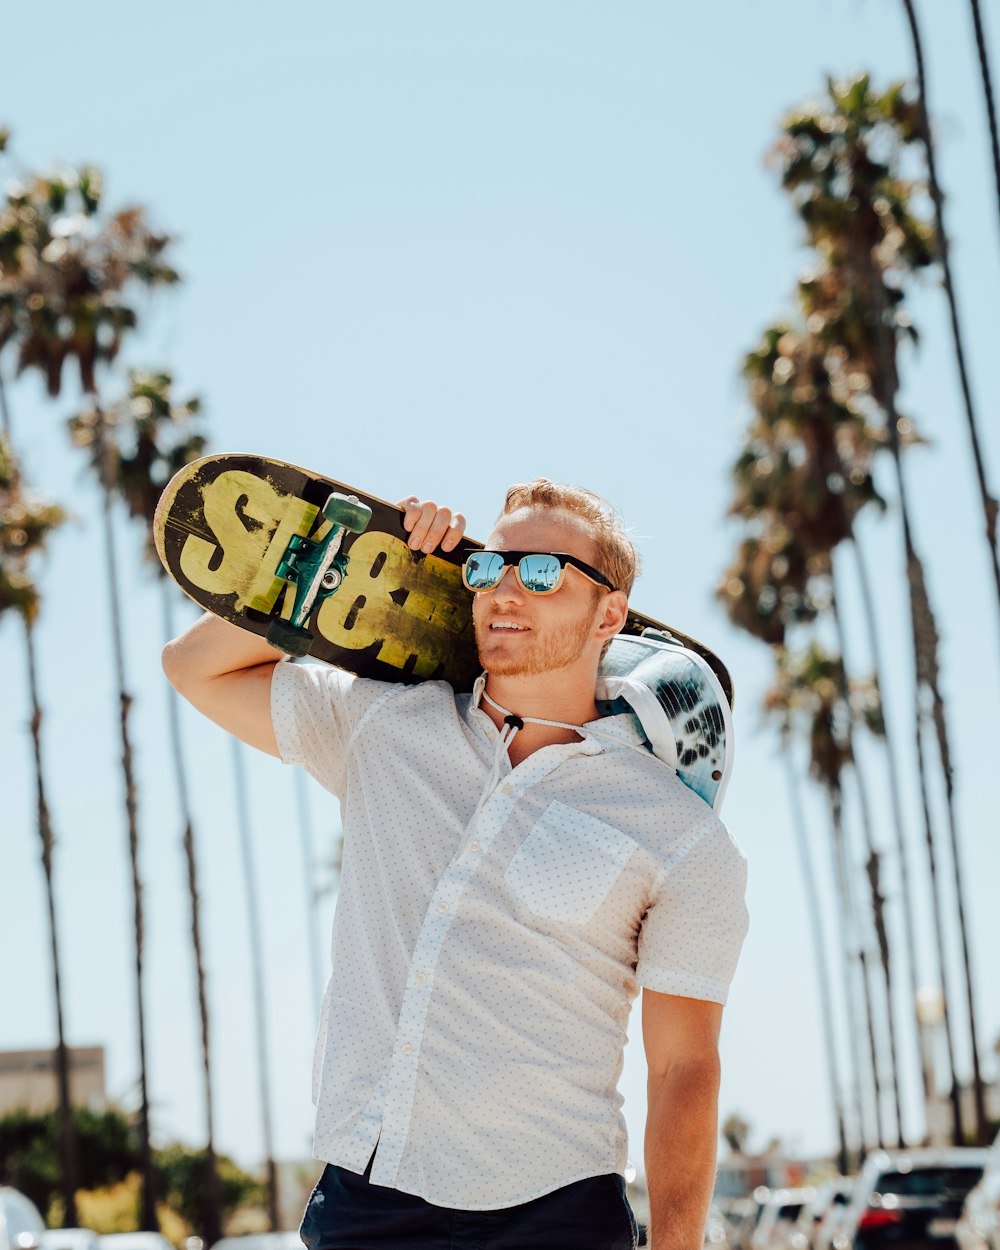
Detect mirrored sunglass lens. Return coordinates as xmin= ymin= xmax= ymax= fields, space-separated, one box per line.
xmin=519 ymin=554 xmax=562 ymax=592
xmin=465 ymin=552 xmax=507 ymax=589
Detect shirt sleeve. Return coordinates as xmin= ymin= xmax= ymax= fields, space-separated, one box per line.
xmin=270 ymin=660 xmax=397 ymax=798
xmin=635 ymin=816 xmax=749 ymax=1005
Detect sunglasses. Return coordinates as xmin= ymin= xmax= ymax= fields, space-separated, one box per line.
xmin=462 ymin=550 xmax=615 ymax=596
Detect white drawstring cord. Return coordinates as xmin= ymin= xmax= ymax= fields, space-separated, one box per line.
xmin=481 ymin=689 xmax=651 ymax=754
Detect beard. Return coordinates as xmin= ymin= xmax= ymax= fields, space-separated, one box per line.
xmin=474 ymin=606 xmax=597 ymax=678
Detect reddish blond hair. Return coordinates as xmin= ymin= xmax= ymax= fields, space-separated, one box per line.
xmin=500 ymin=478 xmax=640 ymax=597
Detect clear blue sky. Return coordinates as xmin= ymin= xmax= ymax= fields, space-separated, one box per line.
xmin=2 ymin=0 xmax=999 ymax=1182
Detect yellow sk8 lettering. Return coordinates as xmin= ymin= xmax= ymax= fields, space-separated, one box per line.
xmin=316 ymin=531 xmax=472 ymax=677
xmin=177 ymin=471 xmax=316 ymax=608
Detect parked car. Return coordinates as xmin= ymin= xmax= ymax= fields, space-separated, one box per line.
xmin=813 ymin=1179 xmax=855 ymax=1250
xmin=791 ymin=1178 xmax=853 ymax=1250
xmin=211 ymin=1236 xmax=303 ymax=1250
xmin=835 ymin=1149 xmax=992 ymax=1250
xmin=100 ymin=1236 xmax=175 ymax=1250
xmin=0 ymin=1189 xmax=45 ymax=1250
xmin=37 ymin=1231 xmax=101 ymax=1250
xmin=753 ymin=1189 xmax=817 ymax=1250
xmin=729 ymin=1191 xmax=771 ymax=1250
xmin=956 ymin=1146 xmax=1000 ymax=1250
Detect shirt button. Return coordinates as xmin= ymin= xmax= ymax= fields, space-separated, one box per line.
xmin=501 ymin=782 xmax=514 ymax=796
xmin=436 ymin=902 xmax=449 ymax=914
xmin=415 ymin=971 xmax=428 ymax=984
xmin=470 ymin=841 xmax=480 ymax=851
xmin=401 ymin=1043 xmax=413 ymax=1055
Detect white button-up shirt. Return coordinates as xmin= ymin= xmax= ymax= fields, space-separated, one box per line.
xmin=271 ymin=663 xmax=748 ymax=1210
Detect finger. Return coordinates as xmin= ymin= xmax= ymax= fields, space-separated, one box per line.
xmin=407 ymin=500 xmax=439 ymax=549
xmin=439 ymin=512 xmax=466 ymax=552
xmin=419 ymin=506 xmax=454 ymax=554
xmin=396 ymin=496 xmax=422 ymax=534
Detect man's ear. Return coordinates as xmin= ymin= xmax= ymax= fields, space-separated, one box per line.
xmin=595 ymin=590 xmax=629 ymax=641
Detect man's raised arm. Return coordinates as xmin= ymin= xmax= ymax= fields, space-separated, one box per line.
xmin=161 ymin=497 xmax=466 ymax=756
xmin=162 ymin=612 xmax=286 ymax=756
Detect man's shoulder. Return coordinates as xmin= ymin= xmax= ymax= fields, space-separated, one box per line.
xmin=347 ymin=673 xmax=469 ymax=728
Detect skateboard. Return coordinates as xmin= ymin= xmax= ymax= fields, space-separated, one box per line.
xmin=155 ymin=454 xmax=735 ymax=809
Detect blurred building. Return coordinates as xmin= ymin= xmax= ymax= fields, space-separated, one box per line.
xmin=0 ymin=1045 xmax=106 ymax=1115
xmin=715 ymin=1153 xmax=823 ymax=1199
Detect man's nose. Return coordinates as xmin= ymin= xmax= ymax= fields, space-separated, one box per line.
xmin=491 ymin=566 xmax=525 ymax=600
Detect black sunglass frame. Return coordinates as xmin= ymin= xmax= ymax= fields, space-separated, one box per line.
xmin=462 ymin=550 xmax=616 ymax=595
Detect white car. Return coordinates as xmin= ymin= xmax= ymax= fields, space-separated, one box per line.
xmin=791 ymin=1178 xmax=853 ymax=1250
xmin=753 ymin=1189 xmax=818 ymax=1250
xmin=37 ymin=1231 xmax=101 ymax=1250
xmin=100 ymin=1235 xmax=175 ymax=1250
xmin=957 ymin=1153 xmax=1000 ymax=1250
xmin=210 ymin=1236 xmax=303 ymax=1250
xmin=0 ymin=1189 xmax=45 ymax=1250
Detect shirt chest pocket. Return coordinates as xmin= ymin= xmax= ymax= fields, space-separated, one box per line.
xmin=504 ymin=800 xmax=640 ymax=925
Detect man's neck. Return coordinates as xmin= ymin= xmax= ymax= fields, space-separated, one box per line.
xmin=479 ymin=667 xmax=602 ymax=765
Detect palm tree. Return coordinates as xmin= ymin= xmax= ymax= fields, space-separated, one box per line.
xmin=775 ymin=73 xmax=983 ymax=1143
xmin=68 ymin=371 xmax=222 ymax=1243
xmin=900 ymin=0 xmax=1000 ymax=649
xmin=718 ymin=519 xmax=880 ymax=1153
xmin=848 ymin=535 xmax=937 ymax=1120
xmin=231 ymin=741 xmax=280 ymax=1230
xmin=768 ymin=690 xmax=851 ymax=1173
xmin=772 ymin=644 xmax=885 ymax=1151
xmin=0 ymin=430 xmax=77 ymax=1224
xmin=966 ymin=0 xmax=1000 ymax=239
xmin=1 ymin=158 xmax=180 ymax=1224
xmin=897 ymin=5 xmax=994 ymax=1143
xmin=730 ymin=324 xmax=906 ymax=1143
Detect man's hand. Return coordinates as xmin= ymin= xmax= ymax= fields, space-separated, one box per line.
xmin=397 ymin=497 xmax=466 ymax=553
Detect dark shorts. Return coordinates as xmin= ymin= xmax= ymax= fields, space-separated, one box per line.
xmin=299 ymin=1150 xmax=639 ymax=1250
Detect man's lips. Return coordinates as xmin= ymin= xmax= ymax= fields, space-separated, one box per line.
xmin=486 ymin=620 xmax=531 ymax=632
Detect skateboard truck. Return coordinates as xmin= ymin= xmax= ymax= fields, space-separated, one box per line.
xmin=265 ymin=492 xmax=373 ymax=657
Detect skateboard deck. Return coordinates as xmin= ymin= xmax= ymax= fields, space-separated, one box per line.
xmin=155 ymin=454 xmax=735 ymax=808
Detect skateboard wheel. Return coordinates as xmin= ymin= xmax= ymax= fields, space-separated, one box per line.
xmin=322 ymin=493 xmax=373 ymax=533
xmin=266 ymin=618 xmax=314 ymax=657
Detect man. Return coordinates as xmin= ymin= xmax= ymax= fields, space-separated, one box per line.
xmin=163 ymin=478 xmax=749 ymax=1250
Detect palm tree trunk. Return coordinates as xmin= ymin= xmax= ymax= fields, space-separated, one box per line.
xmin=901 ymin=0 xmax=1000 ymax=641
xmin=0 ymin=372 xmax=79 ymax=1225
xmin=293 ymin=771 xmax=324 ymax=1022
xmin=867 ymin=289 xmax=968 ymax=1145
xmin=967 ymin=0 xmax=1000 ymax=251
xmin=912 ymin=701 xmax=965 ymax=1143
xmin=827 ymin=792 xmax=875 ymax=1153
xmin=852 ymin=535 xmax=936 ymax=1140
xmin=857 ymin=943 xmax=887 ymax=1149
xmin=828 ymin=573 xmax=905 ymax=1146
xmin=161 ymin=586 xmax=222 ymax=1244
xmin=94 ymin=417 xmax=156 ymax=1229
xmin=782 ymin=740 xmax=851 ymax=1174
xmin=231 ymin=741 xmax=280 ymax=1229
xmin=923 ymin=594 xmax=988 ymax=1142
xmin=28 ymin=617 xmax=80 ymax=1226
